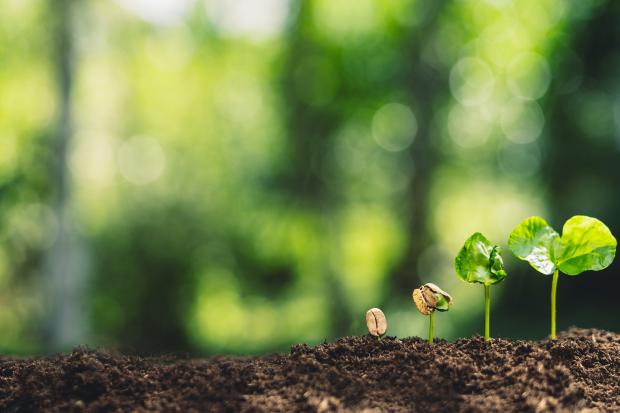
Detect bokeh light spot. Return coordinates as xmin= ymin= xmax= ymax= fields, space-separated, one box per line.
xmin=506 ymin=52 xmax=551 ymax=100
xmin=113 ymin=0 xmax=194 ymax=26
xmin=70 ymin=132 xmax=115 ymax=187
xmin=372 ymin=103 xmax=417 ymax=152
xmin=497 ymin=142 xmax=541 ymax=177
xmin=117 ymin=136 xmax=166 ymax=185
xmin=500 ymin=101 xmax=545 ymax=144
xmin=449 ymin=57 xmax=495 ymax=107
xmin=448 ymin=104 xmax=493 ymax=148
xmin=205 ymin=0 xmax=290 ymax=39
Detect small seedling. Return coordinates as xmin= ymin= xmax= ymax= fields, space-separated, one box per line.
xmin=412 ymin=283 xmax=452 ymax=345
xmin=509 ymin=215 xmax=616 ymax=339
xmin=365 ymin=308 xmax=387 ymax=340
xmin=455 ymin=232 xmax=508 ymax=341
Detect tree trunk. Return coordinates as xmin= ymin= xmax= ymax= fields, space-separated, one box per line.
xmin=44 ymin=0 xmax=88 ymax=351
xmin=390 ymin=1 xmax=449 ymax=295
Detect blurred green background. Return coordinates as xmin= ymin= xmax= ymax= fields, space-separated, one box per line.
xmin=2 ymin=0 xmax=620 ymax=355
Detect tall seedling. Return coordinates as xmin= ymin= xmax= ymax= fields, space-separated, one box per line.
xmin=509 ymin=215 xmax=616 ymax=339
xmin=455 ymin=233 xmax=507 ymax=341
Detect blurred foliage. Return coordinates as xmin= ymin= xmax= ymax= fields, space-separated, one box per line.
xmin=1 ymin=0 xmax=619 ymax=355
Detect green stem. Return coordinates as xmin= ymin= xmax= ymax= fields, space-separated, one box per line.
xmin=429 ymin=312 xmax=435 ymax=345
xmin=484 ymin=284 xmax=490 ymax=342
xmin=551 ymin=269 xmax=559 ymax=339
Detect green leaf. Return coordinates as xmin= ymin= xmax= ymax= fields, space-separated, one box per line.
xmin=489 ymin=246 xmax=506 ymax=278
xmin=455 ymin=232 xmax=508 ymax=285
xmin=508 ymin=216 xmax=559 ymax=275
xmin=556 ymin=215 xmax=617 ymax=275
xmin=433 ymin=292 xmax=451 ymax=312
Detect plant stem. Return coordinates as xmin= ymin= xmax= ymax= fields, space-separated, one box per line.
xmin=551 ymin=269 xmax=559 ymax=339
xmin=429 ymin=312 xmax=435 ymax=345
xmin=484 ymin=284 xmax=491 ymax=342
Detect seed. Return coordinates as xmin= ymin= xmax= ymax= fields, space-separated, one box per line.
xmin=365 ymin=308 xmax=387 ymax=337
xmin=413 ymin=283 xmax=453 ymax=315
xmin=413 ymin=288 xmax=433 ymax=315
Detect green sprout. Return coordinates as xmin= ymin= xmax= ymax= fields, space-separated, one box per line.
xmin=509 ymin=215 xmax=617 ymax=339
xmin=454 ymin=232 xmax=508 ymax=341
xmin=412 ymin=283 xmax=452 ymax=345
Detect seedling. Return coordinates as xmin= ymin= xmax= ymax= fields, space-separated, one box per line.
xmin=509 ymin=215 xmax=616 ymax=339
xmin=455 ymin=232 xmax=507 ymax=341
xmin=365 ymin=308 xmax=387 ymax=340
xmin=412 ymin=283 xmax=452 ymax=345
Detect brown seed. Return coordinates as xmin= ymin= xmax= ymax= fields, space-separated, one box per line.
xmin=413 ymin=283 xmax=453 ymax=315
xmin=413 ymin=288 xmax=433 ymax=315
xmin=365 ymin=308 xmax=387 ymax=337
xmin=422 ymin=287 xmax=438 ymax=308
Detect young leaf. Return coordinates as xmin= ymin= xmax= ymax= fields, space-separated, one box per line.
xmin=433 ymin=293 xmax=451 ymax=312
xmin=556 ymin=215 xmax=617 ymax=275
xmin=508 ymin=216 xmax=560 ymax=275
xmin=489 ymin=246 xmax=505 ymax=276
xmin=455 ymin=232 xmax=507 ymax=285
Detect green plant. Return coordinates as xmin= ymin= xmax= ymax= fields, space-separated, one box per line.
xmin=454 ymin=232 xmax=507 ymax=341
xmin=509 ymin=215 xmax=616 ymax=339
xmin=412 ymin=283 xmax=452 ymax=345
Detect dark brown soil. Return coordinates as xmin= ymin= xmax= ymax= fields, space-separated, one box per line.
xmin=1 ymin=328 xmax=618 ymax=413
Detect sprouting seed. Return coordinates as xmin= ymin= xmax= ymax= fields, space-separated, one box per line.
xmin=366 ymin=308 xmax=387 ymax=340
xmin=412 ymin=283 xmax=452 ymax=345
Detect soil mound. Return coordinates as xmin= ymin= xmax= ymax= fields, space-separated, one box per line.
xmin=1 ymin=328 xmax=618 ymax=412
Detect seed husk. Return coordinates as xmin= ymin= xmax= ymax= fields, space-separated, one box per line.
xmin=413 ymin=283 xmax=453 ymax=315
xmin=413 ymin=288 xmax=433 ymax=315
xmin=425 ymin=283 xmax=452 ymax=303
xmin=365 ymin=308 xmax=387 ymax=337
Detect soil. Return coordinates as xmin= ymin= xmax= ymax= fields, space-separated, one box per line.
xmin=0 ymin=328 xmax=618 ymax=413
